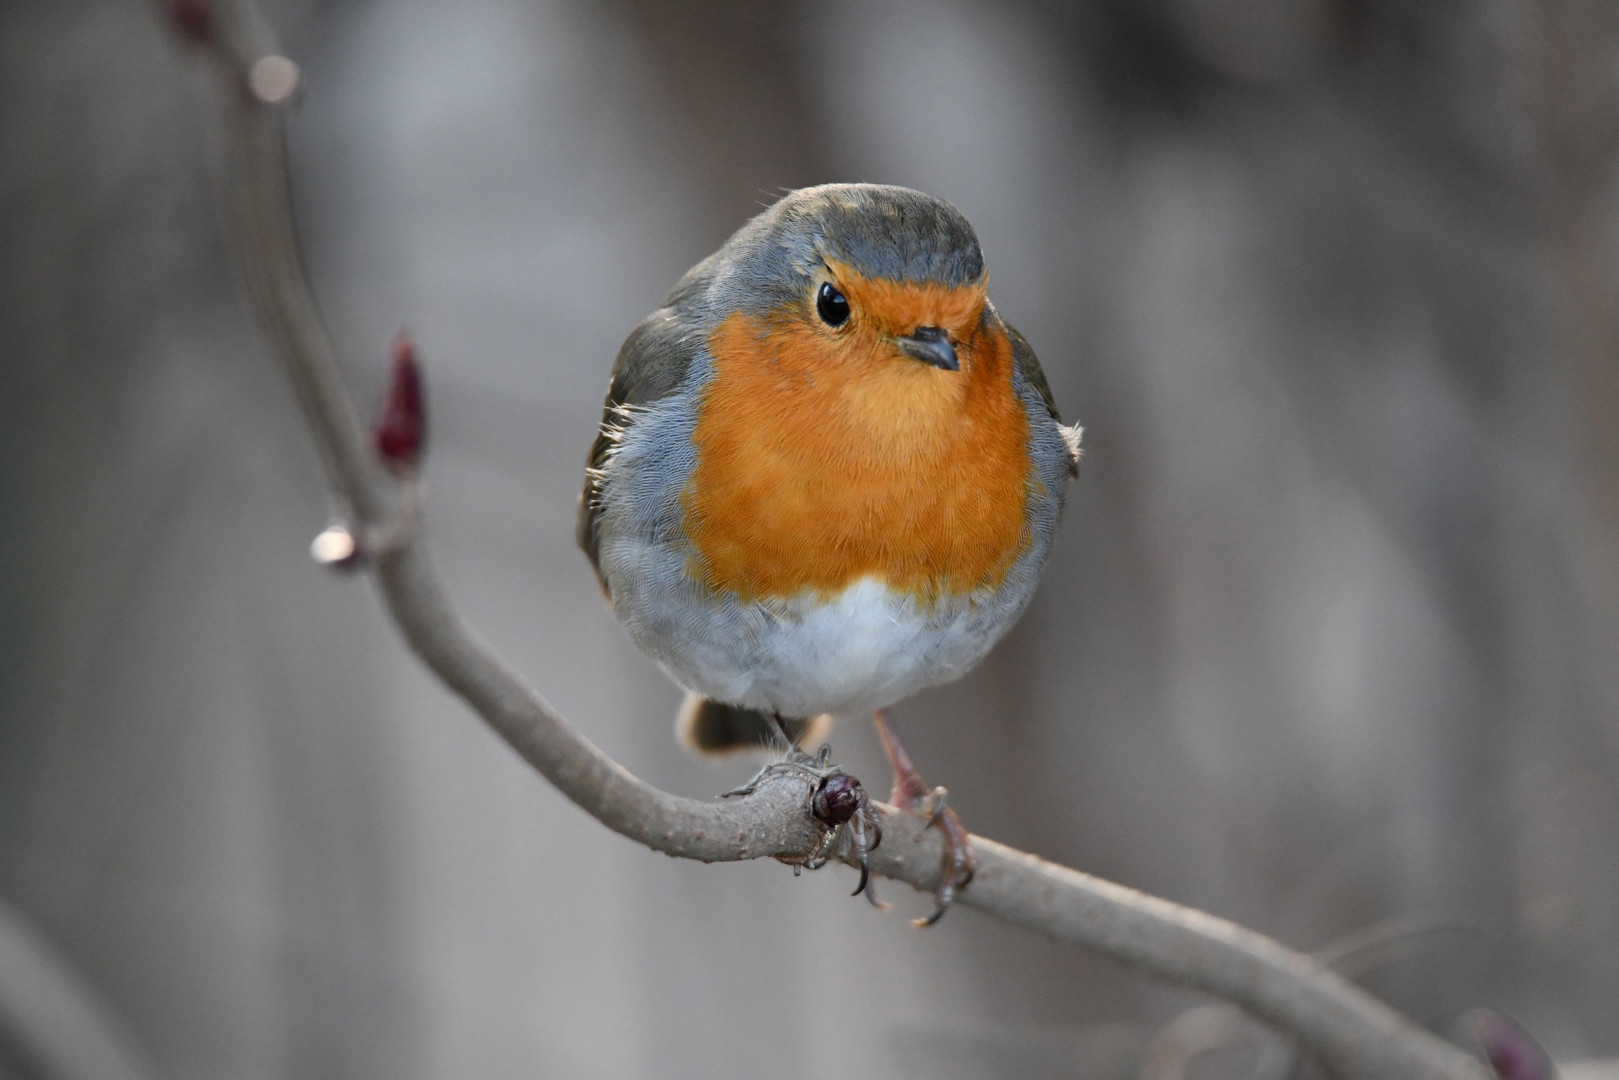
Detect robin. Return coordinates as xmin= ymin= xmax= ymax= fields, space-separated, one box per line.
xmin=578 ymin=183 xmax=1080 ymax=923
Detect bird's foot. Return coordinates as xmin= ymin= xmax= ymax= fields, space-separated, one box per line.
xmin=872 ymin=709 xmax=976 ymax=927
xmin=721 ymin=747 xmax=885 ymax=907
xmin=718 ymin=741 xmax=832 ymax=798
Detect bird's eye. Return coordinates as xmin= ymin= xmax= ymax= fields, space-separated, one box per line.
xmin=816 ymin=282 xmax=850 ymax=327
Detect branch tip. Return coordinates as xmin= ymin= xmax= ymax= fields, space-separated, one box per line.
xmin=310 ymin=524 xmax=364 ymax=572
xmin=247 ymin=55 xmax=301 ymax=105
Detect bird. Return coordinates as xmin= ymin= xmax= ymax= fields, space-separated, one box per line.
xmin=578 ymin=183 xmax=1080 ymax=922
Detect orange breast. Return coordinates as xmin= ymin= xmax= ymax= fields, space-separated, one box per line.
xmin=681 ymin=292 xmax=1032 ymax=605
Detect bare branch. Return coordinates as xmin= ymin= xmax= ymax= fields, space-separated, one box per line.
xmin=0 ymin=898 xmax=158 ymax=1080
xmin=172 ymin=5 xmax=1494 ymax=1080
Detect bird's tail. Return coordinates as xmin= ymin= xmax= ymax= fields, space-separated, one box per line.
xmin=675 ymin=693 xmax=834 ymax=755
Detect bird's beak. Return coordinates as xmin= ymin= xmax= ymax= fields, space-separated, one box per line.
xmin=896 ymin=326 xmax=959 ymax=372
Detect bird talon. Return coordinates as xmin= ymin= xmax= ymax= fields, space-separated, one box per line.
xmin=858 ymin=843 xmax=890 ymax=911
xmin=914 ymin=870 xmax=958 ymax=927
xmin=871 ymin=710 xmax=976 ymax=925
xmin=912 ymin=854 xmax=969 ymax=927
xmin=742 ymin=762 xmax=888 ymax=910
xmin=724 ymin=750 xmax=836 ymax=801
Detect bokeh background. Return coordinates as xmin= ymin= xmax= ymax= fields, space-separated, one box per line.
xmin=3 ymin=1 xmax=1618 ymax=1077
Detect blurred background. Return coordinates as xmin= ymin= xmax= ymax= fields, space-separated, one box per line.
xmin=3 ymin=0 xmax=1618 ymax=1077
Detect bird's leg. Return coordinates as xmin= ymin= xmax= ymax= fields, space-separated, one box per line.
xmin=767 ymin=711 xmax=811 ymax=761
xmin=872 ymin=709 xmax=975 ymax=926
xmin=720 ymin=713 xmax=823 ymax=800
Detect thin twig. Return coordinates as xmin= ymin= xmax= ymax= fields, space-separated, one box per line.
xmin=0 ymin=899 xmax=158 ymax=1080
xmin=174 ymin=5 xmax=1492 ymax=1080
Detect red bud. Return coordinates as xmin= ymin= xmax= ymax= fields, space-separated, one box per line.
xmin=812 ymin=773 xmax=867 ymax=826
xmin=1468 ymin=1010 xmax=1555 ymax=1080
xmin=161 ymin=0 xmax=214 ymax=44
xmin=374 ymin=332 xmax=426 ymax=473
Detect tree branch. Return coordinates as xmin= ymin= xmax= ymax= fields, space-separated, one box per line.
xmin=0 ymin=899 xmax=158 ymax=1080
xmin=171 ymin=5 xmax=1493 ymax=1079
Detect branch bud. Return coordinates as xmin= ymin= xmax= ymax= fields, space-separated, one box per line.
xmin=373 ymin=332 xmax=426 ymax=474
xmin=160 ymin=0 xmax=214 ymax=44
xmin=812 ymin=773 xmax=867 ymax=827
xmin=1467 ymin=1010 xmax=1554 ymax=1080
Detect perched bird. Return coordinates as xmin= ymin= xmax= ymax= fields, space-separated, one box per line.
xmin=579 ymin=183 xmax=1080 ymax=921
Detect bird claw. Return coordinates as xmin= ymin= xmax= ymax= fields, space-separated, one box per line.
xmin=844 ymin=801 xmax=888 ymax=909
xmin=719 ymin=744 xmax=828 ymax=799
xmin=723 ymin=751 xmax=886 ymax=908
xmin=809 ymin=766 xmax=886 ymax=907
xmin=871 ymin=709 xmax=976 ymax=926
xmin=911 ymin=807 xmax=975 ymax=926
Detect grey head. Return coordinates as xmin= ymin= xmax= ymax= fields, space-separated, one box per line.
xmin=705 ymin=183 xmax=987 ymax=317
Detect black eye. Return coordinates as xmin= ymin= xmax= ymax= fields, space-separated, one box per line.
xmin=816 ymin=282 xmax=850 ymax=326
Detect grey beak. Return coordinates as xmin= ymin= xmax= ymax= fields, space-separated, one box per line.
xmin=897 ymin=326 xmax=959 ymax=372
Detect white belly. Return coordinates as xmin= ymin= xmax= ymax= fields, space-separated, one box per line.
xmin=701 ymin=578 xmax=961 ymax=716
xmin=602 ymin=536 xmax=1036 ymax=717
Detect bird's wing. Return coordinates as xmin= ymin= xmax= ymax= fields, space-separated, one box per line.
xmin=577 ymin=263 xmax=715 ymax=593
xmin=1005 ymin=320 xmax=1081 ymax=476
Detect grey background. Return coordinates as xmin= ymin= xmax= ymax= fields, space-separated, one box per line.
xmin=2 ymin=1 xmax=1617 ymax=1077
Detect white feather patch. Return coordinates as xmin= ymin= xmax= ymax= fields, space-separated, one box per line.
xmin=1059 ymin=423 xmax=1083 ymax=472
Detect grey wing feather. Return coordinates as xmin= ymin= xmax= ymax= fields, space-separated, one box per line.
xmin=1005 ymin=320 xmax=1081 ymax=476
xmin=577 ymin=264 xmax=715 ymax=592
